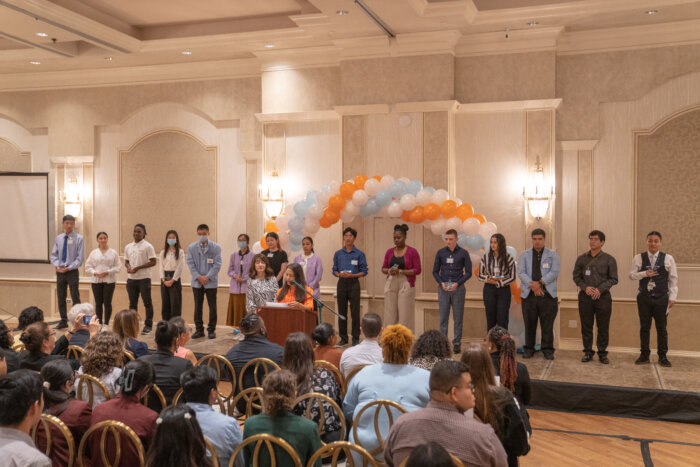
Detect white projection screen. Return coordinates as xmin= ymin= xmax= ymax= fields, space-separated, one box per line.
xmin=0 ymin=173 xmax=50 ymax=262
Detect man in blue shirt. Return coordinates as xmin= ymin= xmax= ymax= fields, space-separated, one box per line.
xmin=181 ymin=366 xmax=243 ymax=467
xmin=518 ymin=229 xmax=561 ymax=360
xmin=432 ymin=229 xmax=472 ymax=353
xmin=49 ymin=215 xmax=84 ymax=329
xmin=332 ymin=227 xmax=368 ymax=347
xmin=186 ymin=224 xmax=222 ymax=339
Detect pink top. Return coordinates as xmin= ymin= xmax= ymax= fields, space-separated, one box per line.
xmin=382 ymin=245 xmax=422 ymax=288
xmin=175 ymin=346 xmax=189 ymax=359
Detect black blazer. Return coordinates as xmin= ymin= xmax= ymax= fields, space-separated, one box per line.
xmin=19 ymin=351 xmax=79 ymax=371
xmin=2 ymin=347 xmax=20 ymax=373
xmin=138 ymin=350 xmax=192 ymax=408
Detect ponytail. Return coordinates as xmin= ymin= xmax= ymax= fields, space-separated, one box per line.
xmin=488 ymin=325 xmax=518 ymax=392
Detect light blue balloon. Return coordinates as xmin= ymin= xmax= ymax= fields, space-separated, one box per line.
xmin=424 ymin=186 xmax=436 ymax=194
xmin=288 ymin=216 xmax=304 ymax=233
xmin=289 ymin=232 xmax=304 ymax=245
xmin=390 ymin=180 xmax=407 ymax=199
xmin=360 ymin=199 xmax=379 ymax=217
xmin=457 ymin=233 xmax=468 ymax=248
xmin=465 ymin=233 xmax=485 ymax=251
xmin=506 ymin=245 xmax=517 ymax=259
xmin=321 ymin=184 xmax=331 ymax=192
xmin=306 ymin=190 xmax=318 ymax=205
xmin=289 ymin=242 xmax=302 ymax=252
xmin=407 ymin=179 xmax=423 ymax=195
xmin=375 ymin=189 xmax=392 ymax=206
xmin=293 ymin=200 xmax=309 ymax=217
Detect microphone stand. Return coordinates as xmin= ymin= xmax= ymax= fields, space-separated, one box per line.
xmin=291 ymin=280 xmax=345 ymax=325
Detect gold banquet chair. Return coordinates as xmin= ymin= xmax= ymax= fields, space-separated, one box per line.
xmin=313 ymin=360 xmax=346 ymax=397
xmin=344 ymin=364 xmax=367 ymax=387
xmin=75 ymin=374 xmax=110 ymax=407
xmin=77 ymin=420 xmax=145 ymax=467
xmin=196 ymin=353 xmax=237 ymax=405
xmin=229 ymin=433 xmax=302 ymax=467
xmin=351 ymin=399 xmax=407 ymax=461
xmin=228 ymin=386 xmax=264 ymax=425
xmin=294 ymin=392 xmax=346 ymax=445
xmin=141 ymin=383 xmax=167 ymax=412
xmin=67 ymin=345 xmax=83 ymax=361
xmin=308 ymin=441 xmax=378 ymax=467
xmin=238 ymin=357 xmax=280 ymax=390
xmin=123 ymin=349 xmax=135 ymax=362
xmin=204 ymin=435 xmax=220 ymax=467
xmin=32 ymin=414 xmax=76 ymax=467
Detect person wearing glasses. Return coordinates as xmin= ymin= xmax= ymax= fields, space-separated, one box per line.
xmin=384 ymin=359 xmax=506 ymax=467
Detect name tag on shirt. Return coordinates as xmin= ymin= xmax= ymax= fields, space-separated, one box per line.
xmin=207 ymin=258 xmax=214 ymax=264
xmin=67 ymin=239 xmax=74 ymax=245
xmin=494 ymin=267 xmax=501 ymax=275
xmin=542 ymin=263 xmax=549 ymax=269
xmin=446 ymin=258 xmax=454 ymax=264
xmin=585 ymin=269 xmax=591 ymax=276
xmin=267 ymin=253 xmax=274 ymax=258
xmin=351 ymin=260 xmax=358 ymax=266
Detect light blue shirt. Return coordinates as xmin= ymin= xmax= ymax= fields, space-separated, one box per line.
xmin=50 ymin=231 xmax=84 ymax=270
xmin=187 ymin=402 xmax=243 ymax=467
xmin=186 ymin=240 xmax=222 ymax=288
xmin=518 ymin=247 xmax=561 ymax=298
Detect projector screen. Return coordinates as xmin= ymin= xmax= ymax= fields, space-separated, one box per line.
xmin=0 ymin=173 xmax=50 ymax=263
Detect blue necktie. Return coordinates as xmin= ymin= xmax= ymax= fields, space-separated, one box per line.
xmin=61 ymin=235 xmax=68 ymax=265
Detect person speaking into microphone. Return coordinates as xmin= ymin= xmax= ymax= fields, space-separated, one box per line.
xmin=276 ymin=263 xmax=315 ymax=312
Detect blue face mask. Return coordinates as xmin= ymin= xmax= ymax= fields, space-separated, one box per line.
xmin=237 ymin=241 xmax=247 ymax=249
xmin=167 ymin=238 xmax=177 ymax=246
xmin=199 ymin=235 xmax=209 ymax=243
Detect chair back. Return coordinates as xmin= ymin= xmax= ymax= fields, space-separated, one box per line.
xmin=141 ymin=383 xmax=167 ymax=412
xmin=77 ymin=420 xmax=145 ymax=467
xmin=308 ymin=441 xmax=378 ymax=467
xmin=294 ymin=392 xmax=346 ymax=444
xmin=229 ymin=433 xmax=302 ymax=467
xmin=76 ymin=374 xmax=110 ymax=407
xmin=228 ymin=386 xmax=264 ymax=418
xmin=172 ymin=387 xmax=226 ymax=413
xmin=11 ymin=342 xmax=25 ymax=352
xmin=32 ymin=413 xmax=76 ymax=467
xmin=344 ymin=364 xmax=367 ymax=386
xmin=67 ymin=345 xmax=83 ymax=361
xmin=204 ymin=435 xmax=220 ymax=467
xmin=238 ymin=357 xmax=280 ymax=390
xmin=398 ymin=454 xmax=464 ymax=467
xmin=123 ymin=349 xmax=135 ymax=362
xmin=351 ymin=399 xmax=407 ymax=458
xmin=313 ymin=360 xmax=345 ymax=397
xmin=196 ymin=353 xmax=237 ymax=402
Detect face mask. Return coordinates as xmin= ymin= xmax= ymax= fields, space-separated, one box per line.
xmin=167 ymin=238 xmax=177 ymax=246
xmin=237 ymin=241 xmax=247 ymax=249
xmin=199 ymin=235 xmax=208 ymax=243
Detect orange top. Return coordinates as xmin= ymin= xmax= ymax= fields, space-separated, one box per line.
xmin=276 ymin=285 xmax=314 ymax=308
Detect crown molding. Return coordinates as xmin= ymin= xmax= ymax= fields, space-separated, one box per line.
xmin=289 ymin=13 xmax=332 ymax=32
xmin=50 ymin=155 xmax=94 ymax=164
xmin=255 ymin=45 xmax=339 ymax=71
xmin=456 ymin=98 xmax=561 ymax=113
xmin=456 ymin=26 xmax=562 ymax=57
xmin=557 ymin=140 xmax=598 ymax=151
xmin=139 ymin=27 xmax=311 ymax=53
xmin=255 ymin=110 xmax=338 ymax=123
xmin=394 ymin=100 xmax=460 ymax=113
xmin=406 ymin=0 xmax=478 ymax=21
xmin=334 ymin=104 xmax=390 ymax=116
xmin=334 ymin=30 xmax=461 ymax=59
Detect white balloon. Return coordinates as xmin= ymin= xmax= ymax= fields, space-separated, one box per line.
xmin=380 ymin=175 xmax=395 ymax=191
xmin=422 ymin=219 xmax=433 ymax=228
xmin=463 ymin=217 xmax=480 ymax=235
xmin=352 ymin=189 xmax=369 ymax=206
xmin=432 ymin=189 xmax=449 ymax=205
xmin=329 ymin=180 xmax=340 ymax=193
xmin=275 ymin=215 xmax=289 ymax=230
xmin=252 ymin=241 xmax=263 ymax=254
xmin=430 ymin=218 xmax=446 ymax=235
xmin=378 ymin=206 xmax=389 ymax=217
xmin=279 ymin=231 xmax=289 ymax=249
xmin=399 ymin=193 xmax=416 ymax=211
xmin=453 ymin=197 xmax=462 ymax=205
xmin=307 ymin=204 xmax=323 ymax=220
xmin=340 ymin=209 xmax=355 ymax=223
xmin=364 ymin=178 xmax=381 ymax=197
xmin=398 ymin=177 xmax=410 ymax=184
xmin=479 ymin=221 xmax=498 ymax=239
xmin=304 ymin=218 xmax=320 ymax=235
xmin=446 ymin=217 xmax=462 ymax=231
xmin=345 ymin=202 xmax=360 ymax=215
xmin=387 ymin=200 xmax=403 ymax=218
xmin=316 ymin=190 xmax=330 ymax=208
xmin=416 ymin=189 xmax=432 ymax=206
xmin=469 ymin=252 xmax=482 ymax=269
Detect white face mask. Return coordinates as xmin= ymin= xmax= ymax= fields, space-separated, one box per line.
xmin=199 ymin=235 xmax=208 ymax=243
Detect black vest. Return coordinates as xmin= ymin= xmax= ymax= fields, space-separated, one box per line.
xmin=639 ymin=251 xmax=668 ymax=298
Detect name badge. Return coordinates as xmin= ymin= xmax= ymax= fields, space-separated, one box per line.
xmin=267 ymin=253 xmax=274 ymax=258
xmin=207 ymin=258 xmax=214 ymax=264
xmin=67 ymin=239 xmax=74 ymax=245
xmin=585 ymin=269 xmax=591 ymax=276
xmin=446 ymin=258 xmax=454 ymax=264
xmin=351 ymin=260 xmax=358 ymax=266
xmin=494 ymin=267 xmax=501 ymax=275
xmin=542 ymin=263 xmax=549 ymax=269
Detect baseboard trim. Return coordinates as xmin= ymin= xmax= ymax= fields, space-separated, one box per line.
xmin=558 ymin=337 xmax=700 ymax=358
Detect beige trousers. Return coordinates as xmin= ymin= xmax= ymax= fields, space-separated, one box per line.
xmin=384 ymin=274 xmax=416 ymax=330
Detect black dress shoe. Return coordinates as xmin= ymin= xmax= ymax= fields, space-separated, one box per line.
xmin=453 ymin=346 xmax=461 ymax=354
xmin=191 ymin=330 xmax=205 ymax=339
xmin=599 ymin=356 xmax=610 ymax=364
xmin=54 ymin=321 xmax=69 ymax=330
xmin=635 ymin=355 xmax=650 ymax=365
xmin=522 ymin=351 xmax=534 ymax=359
xmin=543 ymin=353 xmax=555 ymax=361
xmin=141 ymin=325 xmax=152 ymax=334
xmin=208 ymin=332 xmax=216 ymax=340
xmin=581 ymin=354 xmax=593 ymax=363
xmin=658 ymin=358 xmax=672 ymax=367
xmin=352 ymin=338 xmax=359 ymax=346
xmin=336 ymin=339 xmax=348 ymax=347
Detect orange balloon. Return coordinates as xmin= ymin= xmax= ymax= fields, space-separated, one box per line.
xmin=455 ymin=203 xmax=474 ymax=221
xmin=473 ymin=213 xmax=487 ymax=224
xmin=339 ymin=181 xmax=356 ymax=200
xmin=441 ymin=200 xmax=458 ymax=218
xmin=409 ymin=206 xmax=425 ymax=224
xmin=353 ymin=174 xmax=368 ymax=190
xmin=423 ymin=203 xmax=441 ymax=221
xmin=265 ymin=221 xmax=279 ymax=233
xmin=319 ymin=216 xmax=332 ymax=228
xmin=473 ymin=267 xmax=479 ymax=277
xmin=372 ymin=175 xmax=382 ymax=181
xmin=260 ymin=235 xmax=268 ymax=250
xmin=328 ymin=194 xmax=346 ymax=211
xmin=510 ymin=283 xmax=522 ymax=304
xmin=400 ymin=210 xmax=412 ymax=222
xmin=324 ymin=208 xmax=341 ymax=224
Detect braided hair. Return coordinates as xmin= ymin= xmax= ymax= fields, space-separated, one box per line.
xmin=488 ymin=325 xmax=518 ymax=392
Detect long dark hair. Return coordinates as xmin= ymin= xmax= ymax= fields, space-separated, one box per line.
xmin=40 ymin=359 xmax=74 ymax=410
xmin=282 ymin=332 xmax=314 ymax=396
xmin=276 ymin=263 xmax=308 ymax=303
xmin=488 ymin=325 xmax=518 ymax=393
xmin=145 ymin=405 xmax=212 ymax=467
xmin=163 ymin=230 xmax=181 ymax=260
xmin=488 ymin=233 xmax=509 ymax=271
xmin=461 ymin=343 xmax=502 ymax=435
xmin=249 ymin=253 xmax=274 ymax=279
xmin=0 ymin=319 xmax=12 ymax=349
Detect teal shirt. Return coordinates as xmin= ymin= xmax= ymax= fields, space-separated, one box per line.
xmin=242 ymin=411 xmax=322 ymax=467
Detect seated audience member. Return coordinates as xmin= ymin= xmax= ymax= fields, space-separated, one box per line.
xmin=112 ymin=309 xmax=150 ymax=358
xmin=0 ymin=319 xmax=20 ymax=373
xmin=403 ymin=442 xmax=461 ymax=467
xmin=181 ymin=366 xmax=243 ymax=467
xmin=36 ymin=359 xmax=92 ymax=466
xmin=461 ymin=344 xmax=530 ymax=467
xmin=343 ymin=324 xmax=431 ymax=460
xmin=338 ymin=312 xmax=383 ymax=378
xmin=384 ymin=360 xmax=507 ymax=466
xmin=145 ymin=405 xmax=212 ymax=467
xmin=51 ymin=304 xmax=99 ymax=357
xmin=283 ymin=332 xmax=343 ymax=443
xmin=311 ymin=323 xmax=343 ymax=369
xmin=139 ymin=320 xmax=192 ymax=407
xmin=90 ymin=360 xmax=158 ymax=465
xmin=19 ymin=322 xmax=79 ymax=371
xmin=0 ymin=369 xmax=51 ymax=466
xmin=487 ymin=326 xmax=531 ymax=405
xmin=242 ymin=369 xmax=322 ymax=467
xmin=17 ymin=306 xmax=44 ymax=331
xmin=170 ymin=317 xmax=197 ymax=365
xmin=408 ymin=330 xmax=452 ymax=371
xmin=74 ymin=331 xmax=124 ymax=407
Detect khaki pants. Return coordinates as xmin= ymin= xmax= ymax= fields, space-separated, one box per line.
xmin=384 ymin=274 xmax=416 ymax=330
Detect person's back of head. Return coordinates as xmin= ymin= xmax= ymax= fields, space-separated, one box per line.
xmin=239 ymin=313 xmax=266 ymax=339
xmin=261 ymin=369 xmax=296 ymax=417
xmin=19 ymin=321 xmax=50 ymax=354
xmin=145 ymin=405 xmax=212 ymax=467
xmin=412 ymin=330 xmax=452 ymax=361
xmin=429 ymin=360 xmax=474 ymax=413
xmin=67 ymin=303 xmax=94 ymax=325
xmin=487 ymin=325 xmax=518 ymax=392
xmin=381 ymin=324 xmax=414 ymax=365
xmin=460 ymin=343 xmax=501 ymax=434
xmin=180 ymin=366 xmax=217 ymax=405
xmin=361 ymin=313 xmax=382 ymax=339
xmin=112 ymin=309 xmax=140 ymax=341
xmin=119 ymin=360 xmax=155 ymax=397
xmin=282 ymin=332 xmax=314 ymax=395
xmin=0 ymin=369 xmax=43 ymax=429
xmin=0 ymin=319 xmax=11 ymax=349
xmin=169 ymin=317 xmax=187 ymax=339
xmin=18 ymin=306 xmax=44 ymax=331
xmin=405 ymin=442 xmax=456 ymax=467
xmin=81 ymin=331 xmax=123 ymax=378
xmin=311 ymin=322 xmax=335 ymax=346
xmin=40 ymin=359 xmax=74 ymax=409
xmin=154 ymin=320 xmax=179 ymax=352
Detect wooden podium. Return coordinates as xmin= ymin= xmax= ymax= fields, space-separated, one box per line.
xmin=257 ymin=306 xmax=318 ymax=346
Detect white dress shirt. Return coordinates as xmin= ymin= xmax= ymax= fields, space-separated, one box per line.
xmin=629 ymin=251 xmax=678 ymax=301
xmin=124 ymin=239 xmax=157 ymax=280
xmin=159 ymin=248 xmax=186 ymax=281
xmin=339 ymin=338 xmax=384 ymax=378
xmin=84 ymin=248 xmax=121 ymax=283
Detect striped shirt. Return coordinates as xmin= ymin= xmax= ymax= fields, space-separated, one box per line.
xmin=478 ymin=253 xmax=516 ymax=288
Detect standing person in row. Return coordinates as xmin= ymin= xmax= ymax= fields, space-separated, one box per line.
xmin=518 ymin=229 xmax=560 ymax=360
xmin=382 ymin=224 xmax=421 ymax=329
xmin=292 ymin=237 xmax=323 ymax=311
xmin=573 ymin=230 xmax=618 ymax=364
xmin=432 ymin=229 xmax=471 ymax=354
xmin=245 ymin=254 xmax=279 ymax=313
xmin=124 ymin=224 xmax=157 ymax=334
xmin=159 ymin=230 xmax=185 ymax=322
xmin=478 ymin=233 xmax=516 ymax=332
xmin=262 ymin=232 xmax=288 ymax=287
xmin=85 ymin=232 xmax=121 ymax=327
xmin=227 ymin=234 xmax=254 ymax=327
xmin=187 ymin=224 xmax=222 ymax=340
xmin=332 ymin=227 xmax=368 ymax=347
xmin=50 ymin=214 xmax=84 ymax=329
xmin=629 ymin=231 xmax=678 ymax=367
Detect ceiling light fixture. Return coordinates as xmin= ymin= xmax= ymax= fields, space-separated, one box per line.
xmin=645 ymin=9 xmax=658 ymax=15
xmin=264 ymin=44 xmax=275 ymax=48
xmin=36 ymin=32 xmax=49 ymax=37
xmin=181 ymin=50 xmax=192 ymax=55
xmin=527 ymin=21 xmax=539 ymax=26
xmin=336 ymin=10 xmax=349 ymax=15
xmin=30 ymin=61 xmax=41 ymax=65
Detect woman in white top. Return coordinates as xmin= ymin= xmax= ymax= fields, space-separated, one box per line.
xmin=159 ymin=229 xmax=186 ymax=321
xmin=84 ymin=231 xmax=121 ymax=325
xmin=245 ymin=254 xmax=280 ymax=313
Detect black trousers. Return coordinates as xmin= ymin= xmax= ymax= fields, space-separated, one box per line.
xmin=483 ymin=283 xmax=511 ymax=332
xmin=337 ymin=278 xmax=360 ymax=341
xmin=91 ymin=282 xmax=116 ymax=324
xmin=56 ymin=269 xmax=81 ymax=322
xmin=637 ymin=293 xmax=669 ymax=358
xmin=193 ymin=287 xmax=217 ymax=333
xmin=578 ymin=291 xmax=612 ymax=357
xmin=523 ymin=292 xmax=558 ymax=354
xmin=126 ymin=278 xmax=154 ymax=327
xmin=160 ymin=279 xmax=182 ymax=321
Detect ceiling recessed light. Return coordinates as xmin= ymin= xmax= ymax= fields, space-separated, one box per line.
xmin=104 ymin=57 xmax=113 ymax=61
xmin=264 ymin=44 xmax=275 ymax=48
xmin=645 ymin=9 xmax=658 ymax=15
xmin=336 ymin=10 xmax=349 ymax=15
xmin=181 ymin=50 xmax=192 ymax=55
xmin=36 ymin=32 xmax=49 ymax=37
xmin=30 ymin=61 xmax=41 ymax=65
xmin=527 ymin=21 xmax=539 ymax=27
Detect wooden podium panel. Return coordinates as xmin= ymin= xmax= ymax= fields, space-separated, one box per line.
xmin=257 ymin=306 xmax=318 ymax=346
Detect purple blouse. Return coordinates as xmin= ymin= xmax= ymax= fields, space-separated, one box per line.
xmin=228 ymin=249 xmax=254 ymax=294
xmin=292 ymin=253 xmax=323 ymax=298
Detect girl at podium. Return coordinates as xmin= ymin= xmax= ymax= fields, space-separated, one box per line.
xmin=276 ymin=263 xmax=314 ymax=312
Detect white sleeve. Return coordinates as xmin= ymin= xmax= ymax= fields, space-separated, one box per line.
xmin=666 ymin=255 xmax=678 ymax=301
xmin=628 ymin=254 xmax=646 ymax=281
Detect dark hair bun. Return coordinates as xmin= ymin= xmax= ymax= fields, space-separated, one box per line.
xmin=394 ymin=224 xmax=409 ymax=234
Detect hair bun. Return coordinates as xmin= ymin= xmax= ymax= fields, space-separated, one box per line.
xmin=394 ymin=224 xmax=409 ymax=233
xmin=19 ymin=332 xmax=28 ymax=344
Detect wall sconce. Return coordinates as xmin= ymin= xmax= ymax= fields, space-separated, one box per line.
xmin=62 ymin=174 xmax=82 ymax=218
xmin=259 ymin=170 xmax=285 ymax=219
xmin=523 ymin=157 xmax=553 ymax=220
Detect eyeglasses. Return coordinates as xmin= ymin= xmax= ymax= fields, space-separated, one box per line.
xmin=446 ymin=383 xmax=474 ymax=393
xmin=49 ymin=331 xmax=57 ymax=337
